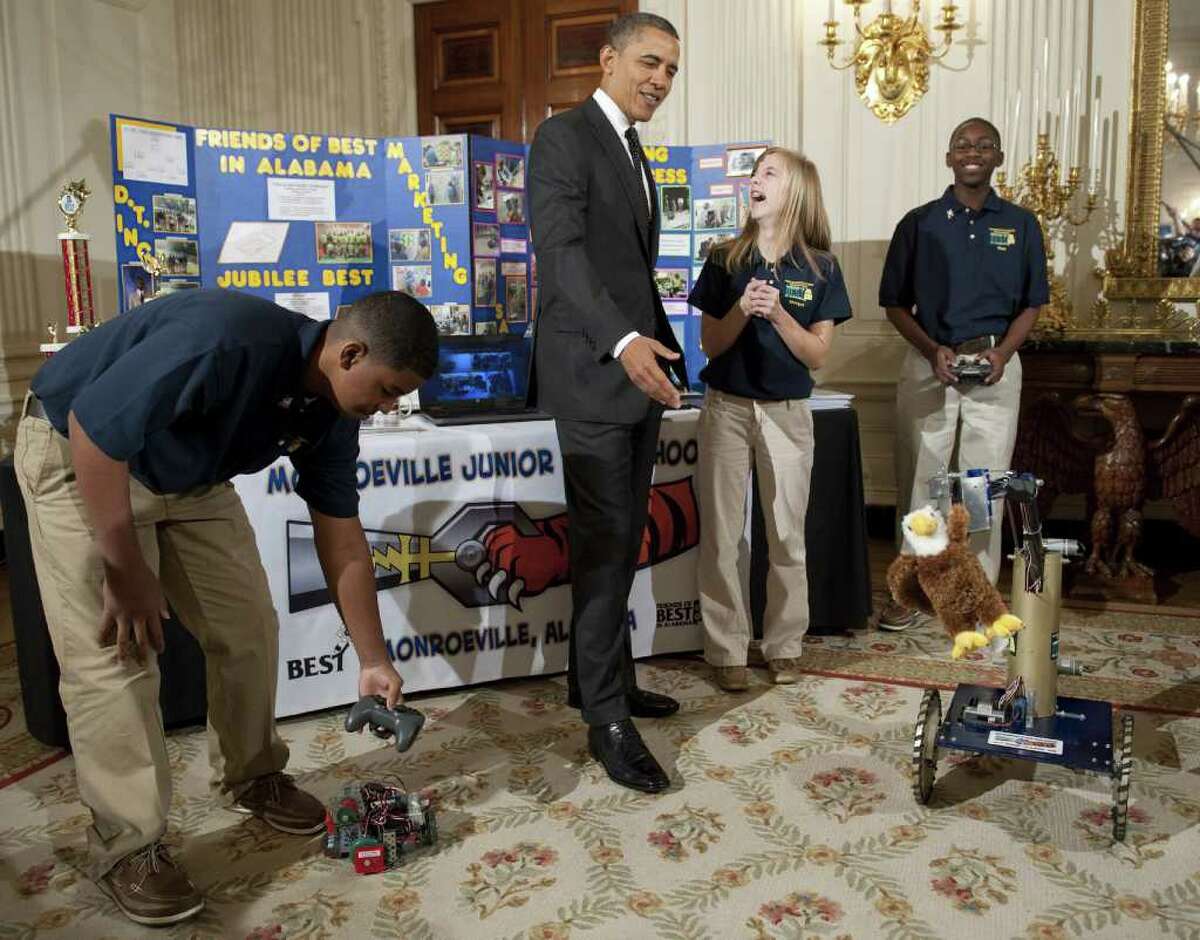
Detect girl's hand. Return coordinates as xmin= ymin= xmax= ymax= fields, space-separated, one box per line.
xmin=737 ymin=279 xmax=766 ymax=318
xmin=750 ymin=282 xmax=784 ymax=322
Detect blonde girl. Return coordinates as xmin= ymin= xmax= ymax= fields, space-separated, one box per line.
xmin=687 ymin=147 xmax=852 ymax=690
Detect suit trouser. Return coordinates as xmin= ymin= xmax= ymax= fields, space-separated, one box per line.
xmin=697 ymin=390 xmax=814 ymax=666
xmin=555 ymin=412 xmax=661 ymax=726
xmin=894 ymin=347 xmax=1023 ymax=584
xmin=13 ymin=402 xmax=288 ymax=879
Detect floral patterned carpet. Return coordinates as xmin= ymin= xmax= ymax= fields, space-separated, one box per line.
xmin=802 ymin=600 xmax=1200 ymax=718
xmin=1 ymin=623 xmax=1199 ymax=939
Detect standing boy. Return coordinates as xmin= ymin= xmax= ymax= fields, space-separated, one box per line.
xmin=878 ymin=117 xmax=1049 ymax=630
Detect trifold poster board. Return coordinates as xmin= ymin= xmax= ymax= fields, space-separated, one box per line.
xmin=109 ymin=113 xmax=767 ymax=384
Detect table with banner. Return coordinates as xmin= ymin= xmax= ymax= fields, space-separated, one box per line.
xmin=3 ymin=407 xmax=871 ymax=744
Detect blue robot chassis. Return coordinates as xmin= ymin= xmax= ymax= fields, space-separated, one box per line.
xmin=909 ymin=472 xmax=1135 ymax=843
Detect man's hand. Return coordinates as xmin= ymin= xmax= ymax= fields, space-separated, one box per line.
xmin=619 ymin=335 xmax=682 ymax=408
xmin=979 ymin=347 xmax=1011 ymax=385
xmin=99 ymin=558 xmax=168 ymax=664
xmin=928 ymin=345 xmax=957 ymax=385
xmin=359 ymin=660 xmax=405 ymax=709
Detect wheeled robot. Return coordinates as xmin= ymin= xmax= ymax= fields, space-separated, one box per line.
xmin=910 ymin=470 xmax=1134 ymax=842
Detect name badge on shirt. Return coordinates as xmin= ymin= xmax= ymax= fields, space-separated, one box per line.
xmin=989 ymin=227 xmax=1017 ymax=251
xmin=783 ymin=279 xmax=814 ymax=304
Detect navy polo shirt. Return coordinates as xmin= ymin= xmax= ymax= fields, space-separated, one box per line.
xmin=31 ymin=289 xmax=360 ymax=517
xmin=688 ymin=250 xmax=852 ymax=400
xmin=878 ymin=186 xmax=1049 ymax=345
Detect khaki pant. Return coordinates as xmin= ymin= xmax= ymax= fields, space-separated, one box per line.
xmin=894 ymin=346 xmax=1022 ymax=583
xmin=697 ymin=389 xmax=814 ymax=666
xmin=13 ymin=401 xmax=287 ymax=879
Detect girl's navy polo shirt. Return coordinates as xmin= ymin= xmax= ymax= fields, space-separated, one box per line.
xmin=688 ymin=249 xmax=852 ymax=400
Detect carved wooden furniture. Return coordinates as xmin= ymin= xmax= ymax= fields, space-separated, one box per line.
xmin=1015 ymin=340 xmax=1200 ymax=602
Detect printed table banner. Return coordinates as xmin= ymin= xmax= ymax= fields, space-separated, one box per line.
xmin=234 ymin=412 xmax=705 ymax=716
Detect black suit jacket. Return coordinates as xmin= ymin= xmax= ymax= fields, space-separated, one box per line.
xmin=527 ymin=97 xmax=687 ymax=424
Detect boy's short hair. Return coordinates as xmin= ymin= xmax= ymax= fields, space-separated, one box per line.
xmin=335 ymin=291 xmax=439 ymax=377
xmin=948 ymin=117 xmax=1002 ymax=150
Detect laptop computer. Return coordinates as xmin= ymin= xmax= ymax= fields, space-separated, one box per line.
xmin=420 ymin=333 xmax=549 ymax=426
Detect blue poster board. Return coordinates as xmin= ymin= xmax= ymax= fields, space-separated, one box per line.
xmin=194 ymin=125 xmax=388 ymax=319
xmin=467 ymin=136 xmax=531 ymax=337
xmin=383 ymin=135 xmax=473 ymax=334
xmin=110 ymin=116 xmax=200 ymax=312
xmin=109 ymin=117 xmax=482 ymax=330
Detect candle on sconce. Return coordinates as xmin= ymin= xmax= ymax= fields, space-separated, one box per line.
xmin=1061 ymin=92 xmax=1072 ymax=167
xmin=1041 ymin=37 xmax=1049 ymax=132
xmin=1011 ymin=88 xmax=1022 ymax=167
xmin=1070 ymin=68 xmax=1081 ymax=166
xmin=828 ymin=0 xmax=835 ymax=21
xmin=1090 ymin=87 xmax=1101 ymax=180
xmin=1033 ymin=68 xmax=1041 ymax=137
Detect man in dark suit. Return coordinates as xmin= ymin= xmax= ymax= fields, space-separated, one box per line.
xmin=526 ymin=12 xmax=687 ymax=793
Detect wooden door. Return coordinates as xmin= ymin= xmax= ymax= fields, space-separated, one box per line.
xmin=521 ymin=0 xmax=635 ymax=139
xmin=415 ymin=0 xmax=634 ymax=142
xmin=415 ymin=0 xmax=522 ymax=140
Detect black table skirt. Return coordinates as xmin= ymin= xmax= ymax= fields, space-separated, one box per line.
xmin=750 ymin=406 xmax=873 ymax=636
xmin=1 ymin=462 xmax=209 ymax=748
xmin=2 ymin=406 xmax=871 ymax=748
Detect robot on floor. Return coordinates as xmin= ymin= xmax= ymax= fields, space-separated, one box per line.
xmin=894 ymin=469 xmax=1134 ymax=842
xmin=324 ymin=781 xmax=438 ymax=874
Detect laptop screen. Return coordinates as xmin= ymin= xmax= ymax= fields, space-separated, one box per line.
xmin=419 ymin=334 xmax=533 ymax=413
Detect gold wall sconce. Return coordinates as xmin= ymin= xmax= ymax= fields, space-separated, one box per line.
xmin=819 ymin=1 xmax=964 ymax=124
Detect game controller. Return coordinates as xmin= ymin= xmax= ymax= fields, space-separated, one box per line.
xmin=950 ymin=356 xmax=992 ymax=384
xmin=344 ymin=695 xmax=426 ymax=753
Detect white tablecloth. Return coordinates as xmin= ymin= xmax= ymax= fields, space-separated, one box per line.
xmin=235 ymin=412 xmax=704 ymax=716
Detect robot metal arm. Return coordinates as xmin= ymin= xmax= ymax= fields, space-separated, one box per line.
xmin=929 ymin=469 xmax=1082 ymax=595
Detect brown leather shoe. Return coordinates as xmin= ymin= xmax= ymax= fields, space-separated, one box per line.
xmin=713 ymin=665 xmax=749 ymax=692
xmin=232 ymin=772 xmax=325 ymax=834
xmin=767 ymin=657 xmax=803 ymax=685
xmin=100 ymin=843 xmax=204 ymax=926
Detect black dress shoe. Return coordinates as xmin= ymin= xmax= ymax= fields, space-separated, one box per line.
xmin=587 ymin=720 xmax=670 ymax=793
xmin=568 ymin=688 xmax=680 ymax=718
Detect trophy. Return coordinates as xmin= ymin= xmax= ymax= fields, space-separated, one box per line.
xmin=42 ymin=180 xmax=100 ymax=356
xmin=138 ymin=247 xmax=161 ymax=300
xmin=57 ymin=179 xmax=96 ymax=334
xmin=40 ymin=322 xmax=62 ymax=359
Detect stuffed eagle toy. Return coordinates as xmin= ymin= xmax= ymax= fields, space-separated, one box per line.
xmin=887 ymin=503 xmax=1024 ymax=659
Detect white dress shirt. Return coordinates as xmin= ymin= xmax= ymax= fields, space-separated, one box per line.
xmin=591 ymin=88 xmax=651 ymax=359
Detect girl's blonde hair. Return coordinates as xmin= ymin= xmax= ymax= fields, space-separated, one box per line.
xmin=713 ymin=147 xmax=832 ymax=279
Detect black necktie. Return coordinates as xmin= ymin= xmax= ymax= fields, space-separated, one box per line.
xmin=624 ymin=126 xmax=651 ymax=220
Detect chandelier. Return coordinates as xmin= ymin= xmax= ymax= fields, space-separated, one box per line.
xmin=819 ymin=0 xmax=964 ymax=124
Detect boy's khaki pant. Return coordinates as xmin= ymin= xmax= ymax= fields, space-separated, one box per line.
xmin=14 ymin=399 xmax=287 ymax=879
xmin=697 ymin=389 xmax=814 ymax=666
xmin=894 ymin=347 xmax=1023 ymax=584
